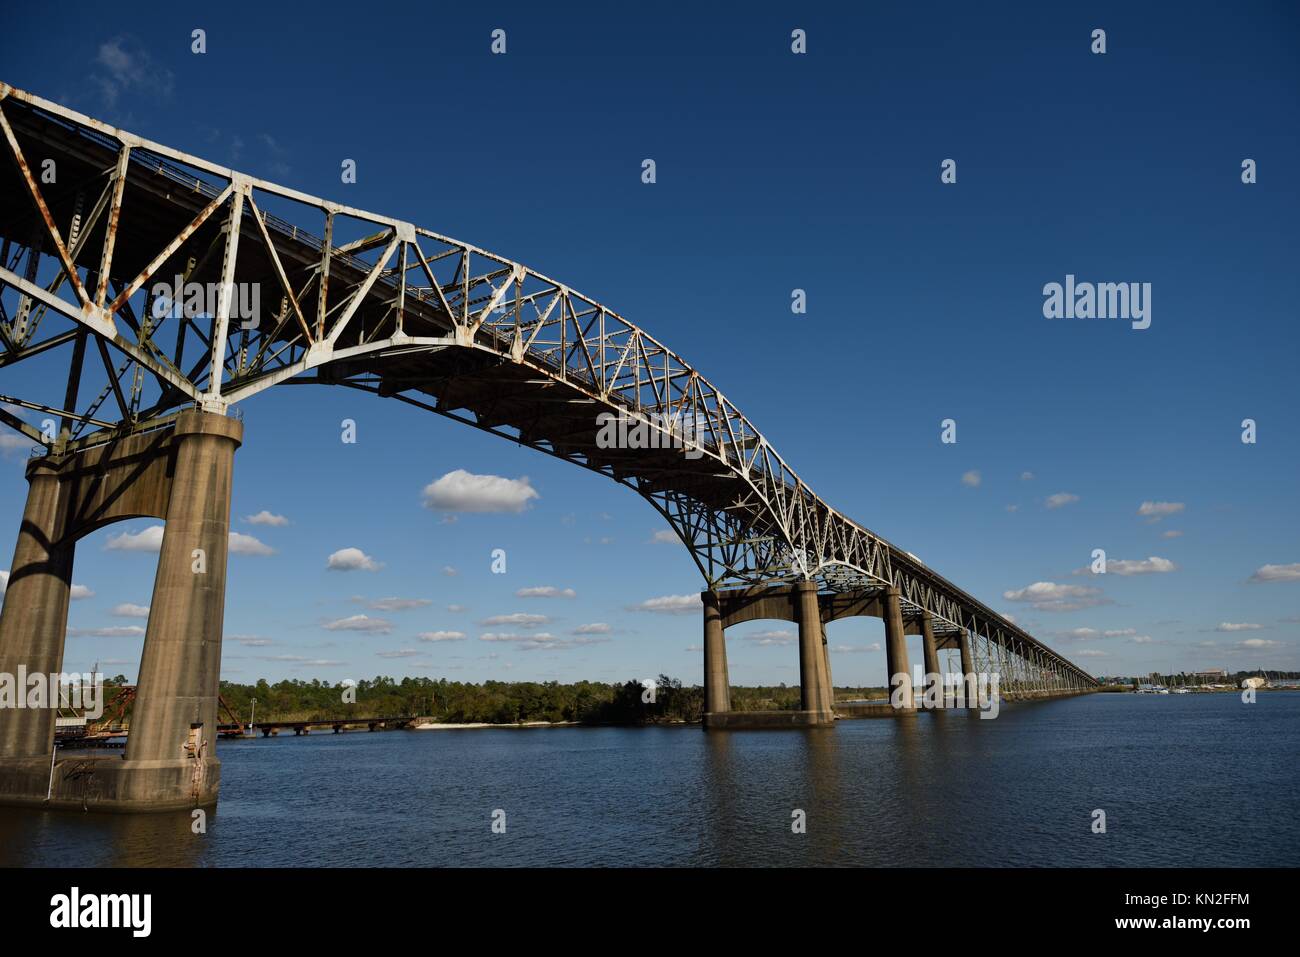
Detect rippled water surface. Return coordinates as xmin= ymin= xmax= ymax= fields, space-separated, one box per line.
xmin=2 ymin=692 xmax=1296 ymax=867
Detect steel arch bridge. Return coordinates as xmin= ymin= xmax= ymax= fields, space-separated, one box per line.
xmin=0 ymin=82 xmax=1097 ymax=716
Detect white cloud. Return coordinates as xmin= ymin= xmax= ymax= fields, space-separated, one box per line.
xmin=648 ymin=529 xmax=678 ymax=544
xmin=1045 ymin=492 xmax=1080 ymax=509
xmin=91 ymin=35 xmax=175 ymax=108
xmin=1161 ymin=530 xmax=1183 ymax=539
xmin=229 ymin=635 xmax=271 ymax=646
xmin=1002 ymin=581 xmax=1106 ymax=612
xmin=447 ymin=604 xmax=467 ymax=613
xmin=69 ymin=584 xmax=94 ymax=600
xmin=831 ymin=643 xmax=882 ymax=654
xmin=244 ymin=510 xmax=288 ymax=527
xmin=322 ymin=614 xmax=391 ymax=633
xmin=106 ymin=525 xmax=164 ymax=552
xmin=0 ymin=570 xmax=7 ymax=596
xmin=1076 ymin=649 xmax=1108 ymax=657
xmin=573 ymin=623 xmax=611 ymax=635
xmin=962 ymin=470 xmax=981 ymax=488
xmin=1105 ymin=556 xmax=1177 ymax=576
xmin=1130 ymin=635 xmax=1155 ymax=644
xmin=1020 ymin=471 xmax=1035 ymax=481
xmin=376 ymin=649 xmax=422 ymax=659
xmin=111 ymin=603 xmax=150 ymax=618
xmin=327 ymin=547 xmax=383 ymax=572
xmin=67 ymin=625 xmax=145 ymax=638
xmin=354 ymin=597 xmax=431 ymax=611
xmin=1138 ymin=501 xmax=1185 ymax=521
xmin=515 ymin=586 xmax=576 ymax=599
xmin=1249 ymin=563 xmax=1300 ymax=583
xmin=1216 ymin=622 xmax=1263 ymax=632
xmin=230 ymin=532 xmax=274 ymax=556
xmin=1237 ymin=638 xmax=1281 ymax=649
xmin=442 ymin=566 xmax=459 ymax=577
xmin=1005 ymin=504 xmax=1019 ymax=513
xmin=742 ymin=629 xmax=795 ymax=646
xmin=481 ymin=613 xmax=548 ymax=628
xmin=418 ymin=631 xmax=466 ymax=642
xmin=421 ymin=469 xmax=539 ymax=513
xmin=629 ymin=594 xmax=702 ymax=615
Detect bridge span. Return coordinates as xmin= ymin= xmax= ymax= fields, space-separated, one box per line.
xmin=0 ymin=83 xmax=1096 ymax=811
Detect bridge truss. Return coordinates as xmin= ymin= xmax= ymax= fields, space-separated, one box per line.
xmin=0 ymin=82 xmax=1097 ymax=691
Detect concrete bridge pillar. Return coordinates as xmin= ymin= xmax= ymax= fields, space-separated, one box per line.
xmin=124 ymin=412 xmax=241 ymax=804
xmin=883 ymin=587 xmax=915 ymax=713
xmin=920 ymin=614 xmax=940 ymax=702
xmin=0 ymin=409 xmax=241 ymax=812
xmin=958 ymin=629 xmax=977 ymax=709
xmin=0 ymin=462 xmax=75 ymax=758
xmin=702 ymin=590 xmax=730 ymax=716
xmin=795 ymin=581 xmax=833 ymax=718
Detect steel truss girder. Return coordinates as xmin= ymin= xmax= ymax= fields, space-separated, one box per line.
xmin=0 ymin=82 xmax=1097 ymax=687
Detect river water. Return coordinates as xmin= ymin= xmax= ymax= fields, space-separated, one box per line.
xmin=2 ymin=691 xmax=1296 ymax=867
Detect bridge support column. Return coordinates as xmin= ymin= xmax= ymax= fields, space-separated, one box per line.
xmin=0 ymin=410 xmax=242 ymax=812
xmin=122 ymin=412 xmax=241 ymax=808
xmin=920 ymin=614 xmax=940 ymax=705
xmin=0 ymin=462 xmax=74 ymax=760
xmin=883 ymin=587 xmax=916 ymax=713
xmin=702 ymin=591 xmax=730 ymax=717
xmin=796 ymin=582 xmax=833 ymax=719
xmin=958 ymin=629 xmax=978 ymax=710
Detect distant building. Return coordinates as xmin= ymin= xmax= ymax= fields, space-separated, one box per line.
xmin=1192 ymin=669 xmax=1228 ymax=678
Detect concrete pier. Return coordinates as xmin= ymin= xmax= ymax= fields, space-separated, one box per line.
xmin=920 ymin=613 xmax=940 ymax=701
xmin=0 ymin=462 xmax=75 ymax=759
xmin=702 ymin=591 xmax=730 ymax=717
xmin=0 ymin=410 xmax=242 ymax=812
xmin=796 ymin=581 xmax=833 ymax=719
xmin=883 ymin=587 xmax=916 ymax=713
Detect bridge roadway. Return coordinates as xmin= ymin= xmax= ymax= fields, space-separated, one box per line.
xmin=0 ymin=83 xmax=1097 ymax=810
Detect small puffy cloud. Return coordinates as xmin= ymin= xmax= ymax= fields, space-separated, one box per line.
xmin=831 ymin=643 xmax=882 ymax=654
xmin=572 ymin=623 xmax=611 ymax=635
xmin=516 ymin=635 xmax=608 ymax=652
xmin=418 ymin=631 xmax=466 ymax=642
xmin=1105 ymin=556 xmax=1177 ymax=576
xmin=244 ymin=510 xmax=288 ymax=527
xmin=230 ymin=532 xmax=275 ymax=556
xmin=515 ymin=586 xmax=576 ymax=599
xmin=962 ymin=470 xmax=981 ymax=488
xmin=67 ymin=625 xmax=145 ymax=638
xmin=629 ymin=594 xmax=702 ymax=615
xmin=1249 ymin=563 xmax=1300 ymax=583
xmin=1045 ymin=492 xmax=1079 ymax=509
xmin=375 ymin=649 xmax=422 ymax=659
xmin=1003 ymin=581 xmax=1106 ymax=612
xmin=229 ymin=635 xmax=271 ymax=646
xmin=421 ymin=469 xmax=539 ymax=513
xmin=1130 ymin=635 xmax=1155 ymax=644
xmin=1237 ymin=638 xmax=1281 ymax=649
xmin=1020 ymin=471 xmax=1035 ymax=481
xmin=447 ymin=604 xmax=467 ymax=613
xmin=742 ymin=629 xmax=795 ymax=647
xmin=106 ymin=525 xmax=164 ymax=552
xmin=1215 ymin=622 xmax=1262 ymax=632
xmin=648 ymin=529 xmax=678 ymax=544
xmin=1076 ymin=649 xmax=1108 ymax=657
xmin=442 ymin=566 xmax=459 ymax=577
xmin=322 ymin=614 xmax=391 ymax=633
xmin=353 ymin=597 xmax=432 ymax=611
xmin=1005 ymin=504 xmax=1019 ymax=513
xmin=1161 ymin=530 xmax=1183 ymax=539
xmin=1138 ymin=501 xmax=1185 ymax=522
xmin=70 ymin=584 xmax=94 ymax=600
xmin=111 ymin=603 xmax=150 ymax=618
xmin=481 ymin=613 xmax=548 ymax=628
xmin=327 ymin=547 xmax=383 ymax=572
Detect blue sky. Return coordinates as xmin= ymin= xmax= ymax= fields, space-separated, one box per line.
xmin=0 ymin=1 xmax=1297 ymax=686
